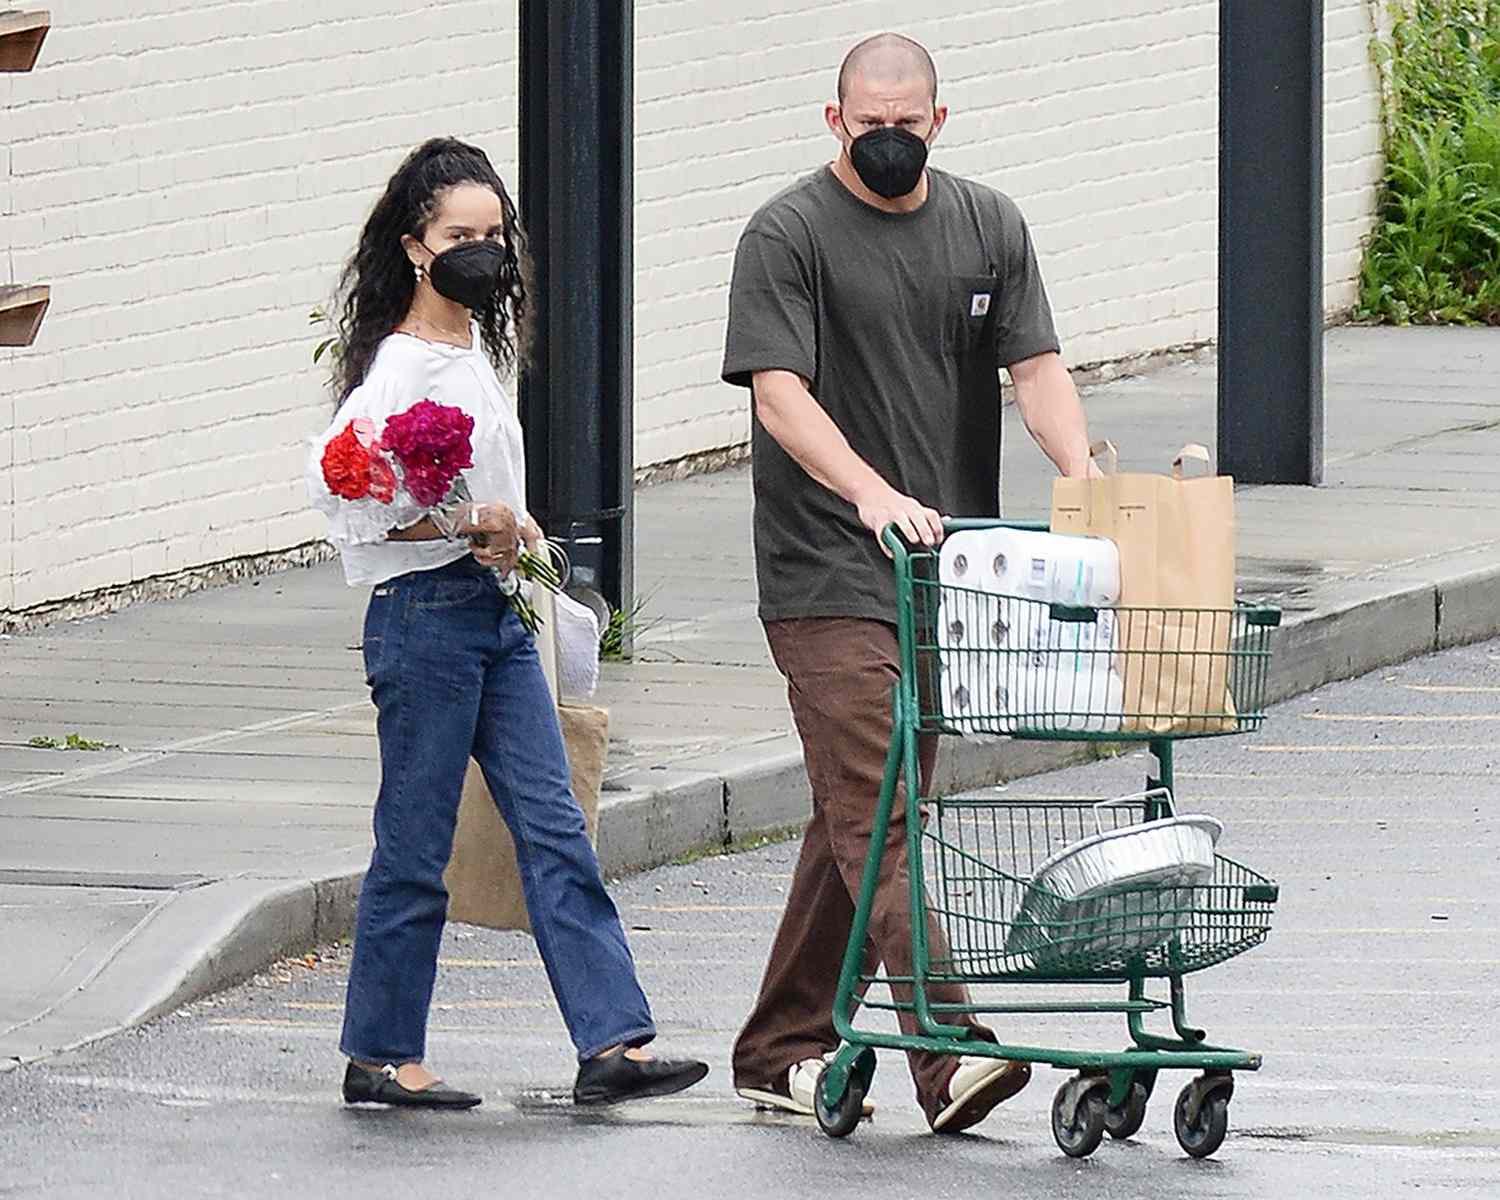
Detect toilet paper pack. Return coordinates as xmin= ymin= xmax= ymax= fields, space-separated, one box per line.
xmin=936 ymin=529 xmax=1126 ymax=735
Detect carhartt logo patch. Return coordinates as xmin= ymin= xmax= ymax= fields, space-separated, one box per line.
xmin=970 ymin=293 xmax=991 ymax=317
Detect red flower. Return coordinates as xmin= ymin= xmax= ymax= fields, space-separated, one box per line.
xmin=321 ymin=422 xmax=373 ymax=501
xmin=382 ymin=399 xmax=474 ymax=508
xmin=367 ymin=445 xmax=397 ymax=503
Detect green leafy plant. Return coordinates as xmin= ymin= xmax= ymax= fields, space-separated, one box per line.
xmin=28 ymin=732 xmax=118 ymax=751
xmin=309 ymin=306 xmax=341 ymax=366
xmin=599 ymin=594 xmax=658 ymax=662
xmin=1357 ymin=0 xmax=1500 ymax=325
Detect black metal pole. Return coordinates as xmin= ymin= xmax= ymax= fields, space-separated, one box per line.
xmin=518 ymin=0 xmax=634 ymax=614
xmin=1218 ymin=0 xmax=1324 ymax=485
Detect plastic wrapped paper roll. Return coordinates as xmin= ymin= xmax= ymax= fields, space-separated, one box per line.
xmin=937 ymin=530 xmax=1125 ymax=735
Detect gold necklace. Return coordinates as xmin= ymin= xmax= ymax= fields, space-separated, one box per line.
xmin=402 ymin=311 xmax=470 ymax=344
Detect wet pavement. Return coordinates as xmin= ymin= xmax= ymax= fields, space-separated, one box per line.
xmin=3 ymin=637 xmax=1497 ymax=1198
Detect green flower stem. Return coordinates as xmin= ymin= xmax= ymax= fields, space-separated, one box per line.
xmin=509 ymin=546 xmax=564 ymax=633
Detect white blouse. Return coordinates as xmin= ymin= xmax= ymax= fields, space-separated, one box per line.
xmin=305 ymin=327 xmax=529 ymax=587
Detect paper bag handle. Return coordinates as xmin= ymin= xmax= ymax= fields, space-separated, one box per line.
xmin=1088 ymin=440 xmax=1118 ymax=476
xmin=1171 ymin=443 xmax=1212 ymax=480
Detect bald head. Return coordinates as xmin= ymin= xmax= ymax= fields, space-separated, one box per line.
xmin=837 ymin=32 xmax=938 ymax=106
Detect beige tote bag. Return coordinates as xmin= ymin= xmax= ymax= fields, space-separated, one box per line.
xmin=444 ymin=589 xmax=609 ymax=931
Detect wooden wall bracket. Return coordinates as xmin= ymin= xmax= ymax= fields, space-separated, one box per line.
xmin=3 ymin=12 xmax=51 ymax=344
xmin=0 ymin=10 xmax=49 ymax=72
xmin=0 ymin=284 xmax=50 ymax=346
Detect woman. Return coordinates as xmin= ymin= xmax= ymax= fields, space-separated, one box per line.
xmin=306 ymin=137 xmax=707 ymax=1110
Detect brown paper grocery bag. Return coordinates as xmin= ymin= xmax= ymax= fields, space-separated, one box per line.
xmin=1051 ymin=442 xmax=1237 ymax=734
xmin=444 ymin=703 xmax=610 ymax=932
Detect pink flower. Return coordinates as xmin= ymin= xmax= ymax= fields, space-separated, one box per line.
xmin=382 ymin=399 xmax=474 ymax=508
xmin=350 ymin=418 xmax=378 ymax=448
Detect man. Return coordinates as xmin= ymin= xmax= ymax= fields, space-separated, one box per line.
xmin=721 ymin=33 xmax=1097 ymax=1133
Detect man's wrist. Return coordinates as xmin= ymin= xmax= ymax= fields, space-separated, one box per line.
xmin=846 ymin=473 xmax=892 ymax=510
xmin=1072 ymin=448 xmax=1098 ymax=478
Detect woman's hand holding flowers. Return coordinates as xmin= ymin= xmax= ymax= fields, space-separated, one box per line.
xmin=461 ymin=503 xmax=520 ymax=574
xmin=520 ymin=513 xmax=544 ymax=554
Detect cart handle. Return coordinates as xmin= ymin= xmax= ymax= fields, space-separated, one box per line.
xmin=879 ymin=517 xmax=1050 ymax=556
xmin=1093 ymin=788 xmax=1174 ymax=833
xmin=942 ymin=517 xmax=1050 ymax=534
xmin=879 ymin=523 xmax=910 ymax=557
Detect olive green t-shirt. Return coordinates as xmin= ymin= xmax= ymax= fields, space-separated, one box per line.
xmin=722 ymin=165 xmax=1061 ymax=624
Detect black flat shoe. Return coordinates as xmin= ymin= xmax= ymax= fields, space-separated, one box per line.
xmin=342 ymin=1062 xmax=482 ymax=1109
xmin=573 ymin=1053 xmax=709 ymax=1106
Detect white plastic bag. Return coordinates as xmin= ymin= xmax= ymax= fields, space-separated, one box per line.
xmin=554 ymin=590 xmax=602 ymax=701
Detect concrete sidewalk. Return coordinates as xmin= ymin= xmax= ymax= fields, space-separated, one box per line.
xmin=2 ymin=326 xmax=1498 ymax=1071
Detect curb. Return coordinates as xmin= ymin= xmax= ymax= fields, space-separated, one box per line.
xmin=1266 ymin=560 xmax=1500 ymax=705
xmin=0 ymin=852 xmax=366 ymax=1073
xmin=10 ymin=561 xmax=1500 ymax=1069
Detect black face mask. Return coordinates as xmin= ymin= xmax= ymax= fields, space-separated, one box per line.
xmin=424 ymin=238 xmax=506 ymax=310
xmin=848 ymin=125 xmax=930 ymax=199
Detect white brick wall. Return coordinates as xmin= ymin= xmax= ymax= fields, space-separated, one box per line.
xmin=2 ymin=1 xmax=1384 ymax=612
xmin=633 ymin=0 xmax=1386 ymax=466
xmin=1 ymin=0 xmax=519 ymax=613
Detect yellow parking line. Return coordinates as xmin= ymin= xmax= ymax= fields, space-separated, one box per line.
xmin=1221 ymin=817 xmax=1479 ymax=823
xmin=209 ymin=1019 xmax=743 ymax=1036
xmin=1266 ymin=927 xmax=1468 ymax=935
xmin=627 ymin=906 xmax=786 ymax=912
xmin=1247 ymin=743 xmax=1492 ymax=753
xmin=1403 ymin=684 xmax=1500 ymax=694
xmin=1304 ymin=713 xmax=1500 ymax=722
xmin=436 ymin=958 xmax=741 ymax=969
xmin=1254 ymin=957 xmax=1496 ymax=965
xmin=284 ymin=998 xmax=550 ymax=1012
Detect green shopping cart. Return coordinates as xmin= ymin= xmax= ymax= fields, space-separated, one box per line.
xmin=813 ymin=518 xmax=1282 ymax=1160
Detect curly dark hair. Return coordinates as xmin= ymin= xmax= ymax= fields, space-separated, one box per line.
xmin=331 ymin=137 xmax=532 ymax=402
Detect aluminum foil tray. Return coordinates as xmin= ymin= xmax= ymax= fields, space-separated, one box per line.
xmin=1032 ymin=814 xmax=1222 ymax=900
xmin=1001 ymin=812 xmax=1223 ymax=968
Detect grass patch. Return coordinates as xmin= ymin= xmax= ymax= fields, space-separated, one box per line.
xmin=668 ymin=824 xmax=805 ymax=867
xmin=1357 ymin=0 xmax=1500 ymax=325
xmin=27 ymin=732 xmax=118 ymax=751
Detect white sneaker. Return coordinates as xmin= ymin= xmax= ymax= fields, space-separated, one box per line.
xmin=736 ymin=1052 xmax=876 ymax=1118
xmin=930 ymin=1056 xmax=1031 ymax=1133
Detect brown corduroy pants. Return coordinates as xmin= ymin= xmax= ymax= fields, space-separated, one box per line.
xmin=731 ymin=617 xmax=993 ymax=1121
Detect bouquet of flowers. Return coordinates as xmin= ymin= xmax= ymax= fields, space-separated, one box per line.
xmin=320 ymin=398 xmax=562 ymax=631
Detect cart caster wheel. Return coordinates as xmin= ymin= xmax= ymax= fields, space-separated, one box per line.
xmin=814 ymin=1067 xmax=867 ymax=1139
xmin=1104 ymin=1081 xmax=1150 ymax=1141
xmin=1051 ymin=1079 xmax=1107 ymax=1158
xmin=1174 ymin=1080 xmax=1230 ymax=1159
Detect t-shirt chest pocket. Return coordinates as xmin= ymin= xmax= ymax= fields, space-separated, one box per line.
xmin=943 ymin=274 xmax=1001 ymax=358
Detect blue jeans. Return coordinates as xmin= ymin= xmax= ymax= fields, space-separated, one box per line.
xmin=339 ymin=556 xmax=655 ymax=1065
